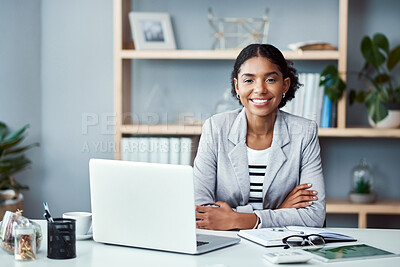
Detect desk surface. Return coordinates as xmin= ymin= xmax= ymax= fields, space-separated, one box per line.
xmin=1 ymin=221 xmax=399 ymax=267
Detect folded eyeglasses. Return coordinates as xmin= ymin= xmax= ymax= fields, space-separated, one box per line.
xmin=282 ymin=234 xmax=325 ymax=249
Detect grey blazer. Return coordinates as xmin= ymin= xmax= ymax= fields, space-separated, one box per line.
xmin=193 ymin=108 xmax=326 ymax=228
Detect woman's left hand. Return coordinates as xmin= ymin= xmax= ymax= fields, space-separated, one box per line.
xmin=278 ymin=183 xmax=318 ymax=209
xmin=195 ymin=201 xmax=237 ymax=230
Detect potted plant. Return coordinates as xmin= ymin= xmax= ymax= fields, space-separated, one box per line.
xmin=320 ymin=32 xmax=400 ymax=127
xmin=0 ymin=121 xmax=39 ymax=219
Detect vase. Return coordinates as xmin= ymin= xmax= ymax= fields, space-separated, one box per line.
xmin=349 ymin=192 xmax=376 ymax=204
xmin=368 ymin=110 xmax=400 ymax=128
xmin=0 ymin=190 xmax=24 ymax=220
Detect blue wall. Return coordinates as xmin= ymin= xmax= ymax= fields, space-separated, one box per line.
xmin=1 ymin=0 xmax=399 ymax=227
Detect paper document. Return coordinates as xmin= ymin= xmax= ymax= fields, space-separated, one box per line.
xmin=238 ymin=226 xmax=356 ymax=247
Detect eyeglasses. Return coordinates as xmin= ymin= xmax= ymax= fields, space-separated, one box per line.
xmin=282 ymin=234 xmax=325 ymax=249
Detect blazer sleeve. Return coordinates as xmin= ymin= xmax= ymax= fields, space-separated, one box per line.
xmin=193 ymin=118 xmax=218 ymax=205
xmin=254 ymin=121 xmax=326 ymax=228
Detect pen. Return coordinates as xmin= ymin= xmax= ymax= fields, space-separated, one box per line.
xmin=272 ymin=227 xmax=305 ymax=234
xmin=272 ymin=228 xmax=285 ymax=232
xmin=43 ymin=201 xmax=54 ymax=223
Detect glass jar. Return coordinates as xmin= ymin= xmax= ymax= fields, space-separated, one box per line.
xmin=351 ymin=158 xmax=374 ymax=194
xmin=14 ymin=219 xmax=36 ymax=261
xmin=215 ymin=88 xmax=240 ymax=114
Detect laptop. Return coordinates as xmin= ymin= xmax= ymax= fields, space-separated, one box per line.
xmin=89 ymin=158 xmax=240 ymax=254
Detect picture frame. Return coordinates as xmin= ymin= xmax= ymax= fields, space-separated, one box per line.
xmin=128 ymin=12 xmax=176 ymax=50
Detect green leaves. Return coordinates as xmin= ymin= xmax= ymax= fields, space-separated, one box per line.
xmin=361 ymin=33 xmax=387 ymax=68
xmin=0 ymin=121 xmax=39 ymax=192
xmin=365 ymin=91 xmax=389 ymax=123
xmin=0 ymin=122 xmax=7 ymax=140
xmin=1 ymin=124 xmax=29 ymax=142
xmin=355 ymin=177 xmax=371 ymax=194
xmin=387 ymin=45 xmax=400 ymax=71
xmin=0 ymin=155 xmax=31 ymax=179
xmin=349 ymin=90 xmax=366 ymax=104
xmin=319 ymin=64 xmax=346 ymax=103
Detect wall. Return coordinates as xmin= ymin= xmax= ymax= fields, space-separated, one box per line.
xmin=1 ymin=0 xmax=399 ymax=227
xmin=0 ymin=0 xmax=42 ymax=217
xmin=40 ymin=0 xmax=114 ymax=218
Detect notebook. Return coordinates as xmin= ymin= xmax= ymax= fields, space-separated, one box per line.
xmin=89 ymin=158 xmax=240 ymax=254
xmin=238 ymin=226 xmax=356 ymax=247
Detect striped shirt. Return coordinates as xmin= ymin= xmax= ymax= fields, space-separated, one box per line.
xmin=247 ymin=147 xmax=270 ymax=210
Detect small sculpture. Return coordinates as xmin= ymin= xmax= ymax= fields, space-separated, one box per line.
xmin=208 ymin=8 xmax=269 ymax=50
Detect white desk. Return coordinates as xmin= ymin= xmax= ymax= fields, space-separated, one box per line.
xmin=1 ymin=221 xmax=399 ymax=266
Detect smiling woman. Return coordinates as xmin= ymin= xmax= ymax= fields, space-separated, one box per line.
xmin=193 ymin=44 xmax=326 ymax=230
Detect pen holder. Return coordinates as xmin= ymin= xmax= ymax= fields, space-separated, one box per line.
xmin=47 ymin=218 xmax=76 ymax=259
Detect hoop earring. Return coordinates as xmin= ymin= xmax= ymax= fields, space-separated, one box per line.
xmin=282 ymin=93 xmax=286 ymax=98
xmin=236 ymin=93 xmax=240 ymax=99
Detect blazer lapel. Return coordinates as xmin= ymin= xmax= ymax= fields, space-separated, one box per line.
xmin=263 ymin=111 xmax=290 ymax=201
xmin=228 ymin=108 xmax=250 ymax=204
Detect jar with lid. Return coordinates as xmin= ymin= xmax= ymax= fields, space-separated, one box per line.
xmin=14 ymin=219 xmax=36 ymax=261
xmin=349 ymin=158 xmax=376 ymax=203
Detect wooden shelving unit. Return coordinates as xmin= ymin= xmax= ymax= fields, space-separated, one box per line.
xmin=114 ymin=0 xmax=400 ymax=142
xmin=327 ymin=199 xmax=400 ymax=228
xmin=114 ymin=0 xmax=400 ymax=227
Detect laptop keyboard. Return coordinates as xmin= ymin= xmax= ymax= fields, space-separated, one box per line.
xmin=197 ymin=241 xmax=209 ymax=247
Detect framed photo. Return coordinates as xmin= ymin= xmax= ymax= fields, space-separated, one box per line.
xmin=128 ymin=12 xmax=176 ymax=50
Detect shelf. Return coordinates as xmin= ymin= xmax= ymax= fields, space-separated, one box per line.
xmin=318 ymin=127 xmax=400 ymax=138
xmin=326 ymin=198 xmax=400 ymax=228
xmin=119 ymin=49 xmax=340 ymax=60
xmin=121 ymin=124 xmax=202 ymax=135
xmin=120 ymin=124 xmax=400 ymax=138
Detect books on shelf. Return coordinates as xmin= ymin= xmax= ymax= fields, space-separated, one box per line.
xmin=169 ymin=137 xmax=181 ymax=165
xmin=238 ymin=226 xmax=356 ymax=247
xmin=281 ymin=72 xmax=335 ymax=127
xmin=320 ymin=95 xmax=332 ymax=128
xmin=121 ymin=136 xmax=192 ymax=165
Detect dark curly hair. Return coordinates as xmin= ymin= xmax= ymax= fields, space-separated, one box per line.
xmin=231 ymin=43 xmax=300 ymax=109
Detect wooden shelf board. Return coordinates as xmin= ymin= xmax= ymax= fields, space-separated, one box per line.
xmin=326 ymin=199 xmax=400 ymax=214
xmin=318 ymin=127 xmax=400 ymax=138
xmin=120 ymin=124 xmax=202 ymax=135
xmin=119 ymin=124 xmax=400 ymax=138
xmin=119 ymin=49 xmax=340 ymax=60
xmin=319 ymin=127 xmax=400 ymax=138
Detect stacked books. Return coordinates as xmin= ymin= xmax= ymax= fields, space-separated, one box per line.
xmin=120 ymin=137 xmax=193 ymax=165
xmin=281 ymin=73 xmax=335 ymax=128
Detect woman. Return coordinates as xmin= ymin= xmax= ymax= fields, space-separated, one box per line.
xmin=194 ymin=44 xmax=325 ymax=230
